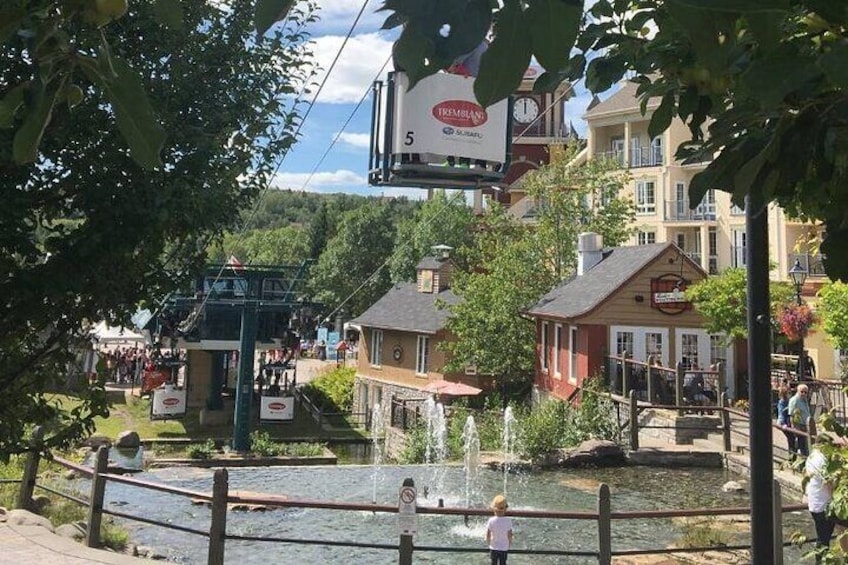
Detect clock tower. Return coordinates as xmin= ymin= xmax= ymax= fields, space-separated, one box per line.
xmin=496 ymin=67 xmax=573 ymax=207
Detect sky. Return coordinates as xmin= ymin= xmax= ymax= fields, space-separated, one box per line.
xmin=272 ymin=0 xmax=610 ymax=200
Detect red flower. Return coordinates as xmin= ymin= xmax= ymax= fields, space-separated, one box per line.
xmin=777 ymin=303 xmax=817 ymax=342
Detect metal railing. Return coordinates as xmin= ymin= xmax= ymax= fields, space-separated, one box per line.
xmin=629 ymin=145 xmax=663 ymax=168
xmin=595 ymin=150 xmax=625 ymax=167
xmin=664 ymin=200 xmax=717 ymax=221
xmin=13 ymin=426 xmax=809 ymax=565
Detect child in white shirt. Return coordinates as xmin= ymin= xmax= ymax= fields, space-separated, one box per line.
xmin=486 ymin=494 xmax=513 ymax=565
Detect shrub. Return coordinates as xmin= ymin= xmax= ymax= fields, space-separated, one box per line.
xmin=301 ymin=366 xmax=355 ymax=412
xmin=517 ymin=400 xmax=571 ymax=460
xmin=187 ymin=439 xmax=216 ymax=460
xmin=250 ymin=431 xmax=282 ymax=456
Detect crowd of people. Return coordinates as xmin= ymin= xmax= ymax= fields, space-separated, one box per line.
xmin=97 ymin=345 xmax=183 ymax=385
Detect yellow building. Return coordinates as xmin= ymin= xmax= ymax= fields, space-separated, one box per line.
xmin=578 ymin=80 xmax=836 ymax=379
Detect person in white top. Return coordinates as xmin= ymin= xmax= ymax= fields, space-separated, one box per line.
xmin=806 ymin=433 xmax=848 ymax=562
xmin=486 ymin=494 xmax=513 ymax=565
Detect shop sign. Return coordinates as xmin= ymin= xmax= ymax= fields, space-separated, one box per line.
xmin=650 ymin=274 xmax=692 ymax=315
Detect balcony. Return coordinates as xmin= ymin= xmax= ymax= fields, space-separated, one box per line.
xmin=789 ymin=253 xmax=826 ymax=277
xmin=665 ymin=200 xmax=717 ymax=221
xmin=630 ymin=145 xmax=663 ymax=168
xmin=596 ymin=150 xmax=625 ymax=167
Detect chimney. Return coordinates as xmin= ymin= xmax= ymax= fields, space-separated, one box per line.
xmin=577 ymin=232 xmax=603 ymax=276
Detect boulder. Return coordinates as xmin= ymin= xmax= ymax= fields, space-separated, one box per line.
xmin=722 ymin=480 xmax=746 ymax=493
xmin=30 ymin=494 xmax=51 ymax=513
xmin=542 ymin=440 xmax=626 ymax=468
xmin=137 ymin=546 xmax=168 ymax=560
xmin=56 ymin=522 xmax=86 ymax=540
xmin=0 ymin=507 xmax=7 ymax=522
xmin=115 ymin=431 xmax=141 ymax=449
xmin=64 ymin=469 xmax=78 ymax=480
xmin=85 ymin=434 xmax=112 ymax=450
xmin=7 ymin=509 xmax=54 ymax=532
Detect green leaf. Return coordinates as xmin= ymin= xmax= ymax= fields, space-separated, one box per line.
xmin=0 ymin=5 xmax=26 ymax=44
xmin=474 ymin=3 xmax=532 ymax=107
xmin=153 ymin=0 xmax=184 ymax=30
xmin=671 ymin=0 xmax=790 ymax=12
xmin=526 ymin=0 xmax=581 ymax=72
xmin=13 ymin=82 xmax=59 ymax=164
xmin=392 ymin=27 xmax=432 ymax=88
xmin=532 ymin=71 xmax=568 ymax=93
xmin=740 ymin=51 xmax=821 ymax=109
xmin=255 ymin=0 xmax=296 ymax=36
xmin=0 ymin=83 xmax=26 ymax=128
xmin=82 ymin=57 xmax=165 ymax=170
xmin=822 ymin=227 xmax=848 ymax=283
xmin=819 ymin=43 xmax=848 ymax=88
xmin=648 ymin=91 xmax=675 ymax=139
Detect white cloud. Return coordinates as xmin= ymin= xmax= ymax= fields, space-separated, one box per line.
xmin=309 ymin=32 xmax=394 ymax=104
xmin=337 ymin=132 xmax=371 ymax=149
xmin=314 ymin=0 xmax=388 ymax=35
xmin=271 ymin=169 xmax=368 ymax=191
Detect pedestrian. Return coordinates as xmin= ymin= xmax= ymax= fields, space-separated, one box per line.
xmin=805 ymin=433 xmax=848 ymax=562
xmin=486 ymin=494 xmax=513 ymax=565
xmin=776 ymin=385 xmax=797 ymax=457
xmin=789 ymin=383 xmax=812 ymax=456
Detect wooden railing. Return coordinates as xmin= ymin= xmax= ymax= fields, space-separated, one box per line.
xmin=13 ymin=426 xmax=808 ymax=565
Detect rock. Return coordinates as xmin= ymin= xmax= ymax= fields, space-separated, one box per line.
xmin=85 ymin=434 xmax=112 ymax=450
xmin=721 ymin=480 xmax=746 ymax=493
xmin=137 ymin=546 xmax=168 ymax=560
xmin=56 ymin=523 xmax=86 ymax=540
xmin=115 ymin=431 xmax=140 ymax=449
xmin=30 ymin=494 xmax=51 ymax=513
xmin=7 ymin=509 xmax=54 ymax=532
xmin=64 ymin=469 xmax=78 ymax=480
xmin=0 ymin=507 xmax=7 ymax=522
xmin=543 ymin=440 xmax=627 ymax=468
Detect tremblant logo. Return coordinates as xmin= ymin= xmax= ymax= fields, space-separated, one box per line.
xmin=432 ymin=100 xmax=488 ymax=128
xmin=269 ymin=402 xmax=287 ymax=410
xmin=163 ymin=398 xmax=180 ymax=406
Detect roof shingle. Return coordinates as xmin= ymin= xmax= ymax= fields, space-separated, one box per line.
xmin=349 ymin=282 xmax=459 ymax=334
xmin=583 ymin=80 xmax=660 ymax=119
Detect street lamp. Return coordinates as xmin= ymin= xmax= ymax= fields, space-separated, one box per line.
xmin=789 ymin=259 xmax=808 ymax=379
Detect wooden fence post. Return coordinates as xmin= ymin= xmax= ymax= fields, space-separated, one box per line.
xmin=597 ymin=483 xmax=611 ymax=565
xmin=629 ymin=390 xmax=639 ymax=451
xmin=86 ymin=446 xmax=109 ymax=548
xmin=717 ymin=362 xmax=726 ymax=401
xmin=646 ymin=355 xmax=655 ymax=404
xmin=773 ymin=479 xmax=784 ymax=565
xmin=208 ymin=468 xmax=229 ymax=565
xmin=16 ymin=426 xmax=43 ymax=511
xmin=675 ymin=361 xmax=685 ymax=417
xmin=720 ymin=392 xmax=732 ymax=452
xmin=622 ymin=351 xmax=631 ymax=398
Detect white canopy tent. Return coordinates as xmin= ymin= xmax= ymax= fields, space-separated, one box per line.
xmin=91 ymin=321 xmax=147 ymax=349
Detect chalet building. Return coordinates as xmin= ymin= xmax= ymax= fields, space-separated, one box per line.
xmin=527 ymin=233 xmax=739 ymax=403
xmin=349 ymin=246 xmax=485 ymax=426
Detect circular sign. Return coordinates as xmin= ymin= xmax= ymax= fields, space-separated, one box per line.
xmin=393 ymin=345 xmax=403 ymax=362
xmin=163 ymin=398 xmax=180 ymax=406
xmin=400 ymin=486 xmax=416 ymax=505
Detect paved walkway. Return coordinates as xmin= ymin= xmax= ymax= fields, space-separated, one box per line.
xmin=0 ymin=521 xmax=160 ymax=564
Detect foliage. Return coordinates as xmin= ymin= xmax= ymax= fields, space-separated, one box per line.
xmin=186 ymin=439 xmax=216 ymax=460
xmin=776 ymin=302 xmax=817 ymax=342
xmin=210 ymin=226 xmax=311 ymax=266
xmin=678 ymin=518 xmax=733 ymax=549
xmin=250 ymin=432 xmax=325 ymax=457
xmin=523 ymin=146 xmax=635 ymax=280
xmin=446 ymin=404 xmax=504 ymax=459
xmin=515 ymin=400 xmax=571 ymax=460
xmin=817 ymin=282 xmax=848 ymax=350
xmin=388 ymin=190 xmax=476 ymax=283
xmin=685 ymin=268 xmax=795 ymax=340
xmin=0 ymin=1 xmax=316 ymax=459
xmin=308 ymin=203 xmax=407 ymax=318
xmin=300 ymin=366 xmax=355 ymax=412
xmin=383 ymin=0 xmax=848 ymax=282
xmin=396 ymin=423 xmax=428 ymax=465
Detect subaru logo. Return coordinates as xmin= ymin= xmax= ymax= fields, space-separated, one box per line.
xmin=442 ymin=127 xmax=455 ymax=135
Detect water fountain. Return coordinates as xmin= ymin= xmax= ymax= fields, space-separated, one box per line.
xmin=370 ymin=402 xmax=384 ymax=505
xmin=424 ymin=395 xmax=447 ymax=495
xmin=502 ymin=406 xmax=518 ymax=497
xmin=460 ymin=415 xmax=480 ymax=509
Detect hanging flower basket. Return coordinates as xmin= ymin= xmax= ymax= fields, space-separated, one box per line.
xmin=777 ymin=303 xmax=817 ymax=342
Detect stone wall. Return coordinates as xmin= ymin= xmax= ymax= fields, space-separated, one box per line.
xmin=616 ymin=408 xmax=721 ymax=445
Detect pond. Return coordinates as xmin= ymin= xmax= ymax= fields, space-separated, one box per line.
xmin=87 ymin=464 xmax=814 ymax=564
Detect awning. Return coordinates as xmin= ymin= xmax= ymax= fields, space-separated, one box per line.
xmin=422 ymin=379 xmax=482 ymax=397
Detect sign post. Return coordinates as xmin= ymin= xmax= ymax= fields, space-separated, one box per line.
xmin=398 ymin=478 xmax=417 ymax=565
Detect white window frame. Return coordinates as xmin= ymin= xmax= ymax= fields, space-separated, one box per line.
xmin=636 ymin=180 xmax=656 ymax=214
xmin=554 ymin=324 xmax=563 ymax=378
xmin=370 ymin=329 xmax=383 ymax=367
xmin=732 ymin=229 xmax=747 ymax=268
xmin=611 ymin=325 xmax=669 ymax=366
xmin=637 ymin=231 xmax=656 ymax=246
xmin=416 ymin=335 xmax=429 ymax=376
xmin=540 ymin=321 xmax=549 ymax=373
xmin=569 ymin=326 xmax=579 ymax=384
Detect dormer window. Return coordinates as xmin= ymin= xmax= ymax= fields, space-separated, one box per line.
xmin=421 ymin=269 xmax=434 ymax=293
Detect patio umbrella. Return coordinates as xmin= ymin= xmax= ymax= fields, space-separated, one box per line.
xmin=421 ymin=379 xmax=482 ymax=397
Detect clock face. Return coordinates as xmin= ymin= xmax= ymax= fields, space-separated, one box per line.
xmin=513 ymin=96 xmax=540 ymax=124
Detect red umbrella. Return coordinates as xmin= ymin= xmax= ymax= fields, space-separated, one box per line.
xmin=422 ymin=379 xmax=482 ymax=396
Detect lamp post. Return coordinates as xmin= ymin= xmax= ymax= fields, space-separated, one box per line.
xmin=789 ymin=259 xmax=808 ymax=380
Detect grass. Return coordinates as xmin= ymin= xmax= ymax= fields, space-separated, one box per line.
xmin=46 ymin=390 xmax=367 ymax=443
